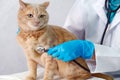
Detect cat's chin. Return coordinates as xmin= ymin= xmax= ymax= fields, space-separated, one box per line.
xmin=29 ymin=26 xmax=46 ymax=31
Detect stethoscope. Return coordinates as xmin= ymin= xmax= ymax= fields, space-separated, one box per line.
xmin=100 ymin=0 xmax=120 ymax=45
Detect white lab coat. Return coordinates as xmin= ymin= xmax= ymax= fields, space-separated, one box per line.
xmin=63 ymin=0 xmax=120 ymax=73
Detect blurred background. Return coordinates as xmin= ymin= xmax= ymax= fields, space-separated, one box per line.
xmin=0 ymin=0 xmax=75 ymax=75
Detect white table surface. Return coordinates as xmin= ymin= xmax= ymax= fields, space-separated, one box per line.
xmin=0 ymin=67 xmax=119 ymax=80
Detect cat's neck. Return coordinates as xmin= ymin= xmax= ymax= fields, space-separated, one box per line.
xmin=20 ymin=25 xmax=48 ymax=34
xmin=18 ymin=25 xmax=49 ymax=40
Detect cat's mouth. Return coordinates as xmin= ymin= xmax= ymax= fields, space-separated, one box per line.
xmin=33 ymin=22 xmax=41 ymax=27
xmin=33 ymin=22 xmax=46 ymax=28
xmin=28 ymin=22 xmax=42 ymax=30
xmin=34 ymin=24 xmax=40 ymax=27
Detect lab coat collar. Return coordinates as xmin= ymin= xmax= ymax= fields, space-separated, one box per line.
xmin=93 ymin=0 xmax=120 ymax=29
xmin=93 ymin=0 xmax=107 ymax=24
xmin=110 ymin=10 xmax=120 ymax=29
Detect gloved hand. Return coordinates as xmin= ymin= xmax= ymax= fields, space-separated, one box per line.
xmin=48 ymin=40 xmax=95 ymax=62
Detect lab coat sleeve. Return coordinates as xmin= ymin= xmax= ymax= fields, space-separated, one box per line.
xmin=63 ymin=0 xmax=87 ymax=39
xmin=94 ymin=44 xmax=120 ymax=73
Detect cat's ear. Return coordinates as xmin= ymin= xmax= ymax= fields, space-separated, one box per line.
xmin=41 ymin=2 xmax=49 ymax=9
xmin=19 ymin=0 xmax=27 ymax=9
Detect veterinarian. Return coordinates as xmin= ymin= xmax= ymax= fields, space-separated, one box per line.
xmin=48 ymin=0 xmax=120 ymax=73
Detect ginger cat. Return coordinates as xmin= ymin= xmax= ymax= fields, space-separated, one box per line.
xmin=17 ymin=0 xmax=113 ymax=80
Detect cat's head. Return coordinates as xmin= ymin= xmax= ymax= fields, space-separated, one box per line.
xmin=18 ymin=0 xmax=49 ymax=31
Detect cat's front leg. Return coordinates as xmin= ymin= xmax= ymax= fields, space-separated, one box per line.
xmin=25 ymin=56 xmax=37 ymax=80
xmin=43 ymin=57 xmax=57 ymax=80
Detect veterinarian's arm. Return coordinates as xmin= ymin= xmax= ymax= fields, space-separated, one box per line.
xmin=62 ymin=0 xmax=120 ymax=73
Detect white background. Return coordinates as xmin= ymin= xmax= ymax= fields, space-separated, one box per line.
xmin=0 ymin=0 xmax=75 ymax=75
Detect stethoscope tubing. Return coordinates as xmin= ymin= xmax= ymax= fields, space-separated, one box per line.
xmin=100 ymin=0 xmax=120 ymax=45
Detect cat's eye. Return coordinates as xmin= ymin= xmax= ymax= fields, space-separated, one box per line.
xmin=27 ymin=14 xmax=33 ymax=18
xmin=39 ymin=15 xmax=45 ymax=18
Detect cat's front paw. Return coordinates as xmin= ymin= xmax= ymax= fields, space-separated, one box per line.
xmin=25 ymin=76 xmax=36 ymax=80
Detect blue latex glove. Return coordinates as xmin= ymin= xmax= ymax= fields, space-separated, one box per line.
xmin=48 ymin=40 xmax=95 ymax=62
